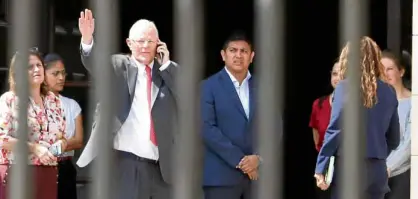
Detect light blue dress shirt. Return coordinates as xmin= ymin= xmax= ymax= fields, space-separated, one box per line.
xmin=386 ymin=97 xmax=411 ymax=177
xmin=224 ymin=67 xmax=251 ymax=119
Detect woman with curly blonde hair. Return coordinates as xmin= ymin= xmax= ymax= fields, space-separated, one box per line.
xmin=313 ymin=36 xmax=400 ymax=199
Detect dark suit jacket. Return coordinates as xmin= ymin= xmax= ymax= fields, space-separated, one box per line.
xmin=80 ymin=45 xmax=179 ymax=184
xmin=315 ymin=79 xmax=400 ymax=174
xmin=201 ymin=68 xmax=256 ymax=186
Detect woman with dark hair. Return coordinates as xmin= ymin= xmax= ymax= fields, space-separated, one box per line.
xmin=314 ymin=37 xmax=400 ymax=199
xmin=381 ymin=50 xmax=411 ymax=199
xmin=309 ymin=62 xmax=340 ymax=199
xmin=0 ymin=48 xmax=67 ymax=199
xmin=44 ymin=53 xmax=83 ymax=199
xmin=310 ymin=62 xmax=341 ymax=152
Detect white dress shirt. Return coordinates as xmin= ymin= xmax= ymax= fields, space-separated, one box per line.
xmin=81 ymin=40 xmax=172 ymax=160
xmin=224 ymin=67 xmax=251 ymax=118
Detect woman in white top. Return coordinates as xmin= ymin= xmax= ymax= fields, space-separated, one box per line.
xmin=381 ymin=50 xmax=411 ymax=199
xmin=44 ymin=53 xmax=84 ymax=199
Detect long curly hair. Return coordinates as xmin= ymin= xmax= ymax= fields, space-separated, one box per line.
xmin=337 ymin=36 xmax=386 ymax=108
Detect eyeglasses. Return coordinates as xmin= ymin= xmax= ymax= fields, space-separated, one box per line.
xmin=49 ymin=70 xmax=67 ymax=77
xmin=129 ymin=39 xmax=156 ymax=47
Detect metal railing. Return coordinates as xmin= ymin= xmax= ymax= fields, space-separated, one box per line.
xmin=172 ymin=0 xmax=204 ymax=198
xmin=88 ymin=0 xmax=118 ymax=199
xmin=340 ymin=0 xmax=366 ymax=199
xmin=254 ymin=0 xmax=284 ymax=198
xmin=8 ymin=0 xmax=395 ymax=198
xmin=10 ymin=0 xmax=38 ymax=198
xmin=410 ymin=1 xmax=418 ymax=199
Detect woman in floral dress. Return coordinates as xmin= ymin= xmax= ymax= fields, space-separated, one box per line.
xmin=0 ymin=48 xmax=67 ymax=199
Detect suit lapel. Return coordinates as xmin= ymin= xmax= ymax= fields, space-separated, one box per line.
xmin=249 ymin=77 xmax=256 ymax=121
xmin=127 ymin=57 xmax=163 ymax=105
xmin=220 ymin=69 xmax=247 ymax=119
xmin=127 ymin=57 xmax=138 ymax=103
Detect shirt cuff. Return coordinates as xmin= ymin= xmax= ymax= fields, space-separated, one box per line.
xmin=81 ymin=39 xmax=94 ymax=55
xmin=159 ymin=61 xmax=172 ymax=71
xmin=159 ymin=61 xmax=180 ymax=71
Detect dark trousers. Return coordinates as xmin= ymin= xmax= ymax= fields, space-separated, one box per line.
xmin=203 ymin=178 xmax=252 ymax=199
xmin=330 ymin=158 xmax=389 ymax=199
xmin=114 ymin=151 xmax=171 ymax=199
xmin=58 ymin=158 xmax=77 ymax=199
xmin=385 ymin=169 xmax=410 ymax=199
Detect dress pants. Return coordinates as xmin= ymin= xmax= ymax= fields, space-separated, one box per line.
xmin=204 ymin=178 xmax=253 ymax=199
xmin=385 ymin=169 xmax=410 ymax=199
xmin=330 ymin=158 xmax=389 ymax=199
xmin=113 ymin=151 xmax=171 ymax=199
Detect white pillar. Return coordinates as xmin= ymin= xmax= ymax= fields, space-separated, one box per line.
xmin=411 ymin=1 xmax=418 ymax=198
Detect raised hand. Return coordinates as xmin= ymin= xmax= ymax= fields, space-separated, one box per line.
xmin=79 ymin=9 xmax=95 ymax=45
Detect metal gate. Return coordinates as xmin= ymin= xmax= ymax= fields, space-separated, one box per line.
xmin=8 ymin=0 xmax=417 ymax=198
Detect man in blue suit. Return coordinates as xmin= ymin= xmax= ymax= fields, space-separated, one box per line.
xmin=201 ymin=32 xmax=259 ymax=199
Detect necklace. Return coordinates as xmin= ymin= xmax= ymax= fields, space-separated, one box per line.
xmin=29 ymin=97 xmax=49 ymax=133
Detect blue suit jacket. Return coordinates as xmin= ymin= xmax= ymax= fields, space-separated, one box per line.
xmin=315 ymin=79 xmax=400 ymax=174
xmin=201 ymin=68 xmax=256 ymax=186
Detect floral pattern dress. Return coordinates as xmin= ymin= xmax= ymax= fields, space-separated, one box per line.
xmin=0 ymin=91 xmax=66 ymax=166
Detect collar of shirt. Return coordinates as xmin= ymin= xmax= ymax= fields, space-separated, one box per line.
xmin=131 ymin=56 xmax=154 ymax=74
xmin=224 ymin=66 xmax=252 ymax=87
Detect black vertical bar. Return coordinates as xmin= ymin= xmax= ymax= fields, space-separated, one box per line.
xmin=173 ymin=0 xmax=204 ymax=198
xmin=387 ymin=0 xmax=401 ymax=54
xmin=38 ymin=0 xmax=49 ymax=53
xmin=255 ymin=0 xmax=284 ymax=198
xmin=47 ymin=0 xmax=55 ymax=53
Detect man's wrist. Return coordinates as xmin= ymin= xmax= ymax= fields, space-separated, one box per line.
xmin=257 ymin=155 xmax=263 ymax=165
xmin=82 ymin=36 xmax=93 ymax=45
xmin=236 ymin=155 xmax=245 ymax=168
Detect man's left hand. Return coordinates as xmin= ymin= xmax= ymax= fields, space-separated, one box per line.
xmin=157 ymin=40 xmax=170 ymax=65
xmin=238 ymin=155 xmax=259 ymax=173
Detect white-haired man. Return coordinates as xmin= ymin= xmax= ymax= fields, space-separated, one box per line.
xmin=77 ymin=9 xmax=179 ymax=199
